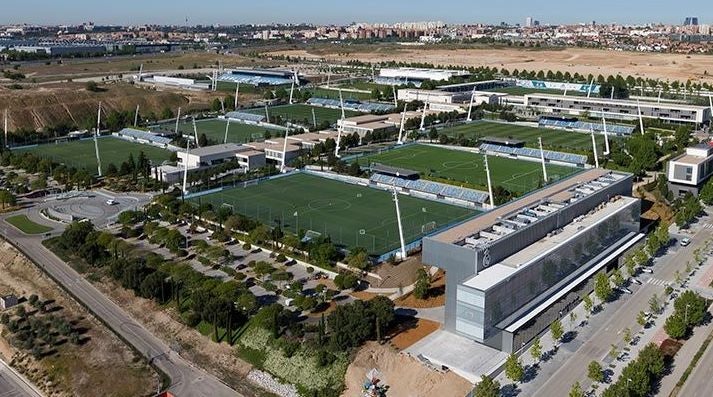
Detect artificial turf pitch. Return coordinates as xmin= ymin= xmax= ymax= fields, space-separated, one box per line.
xmin=354 ymin=144 xmax=579 ymax=194
xmin=439 ymin=120 xmax=608 ymax=152
xmin=244 ymin=104 xmax=360 ymax=127
xmin=192 ymin=173 xmax=476 ymax=255
xmin=163 ymin=119 xmax=281 ymax=144
xmin=14 ymin=137 xmax=172 ymax=175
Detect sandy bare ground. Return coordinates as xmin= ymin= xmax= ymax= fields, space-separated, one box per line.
xmin=0 ymin=241 xmax=158 ymax=397
xmin=342 ymin=341 xmax=472 ymax=397
xmin=269 ymin=47 xmax=713 ymax=83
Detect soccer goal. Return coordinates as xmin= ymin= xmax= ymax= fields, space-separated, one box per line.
xmin=301 ymin=229 xmax=322 ymax=243
xmin=421 ymin=221 xmax=437 ymax=233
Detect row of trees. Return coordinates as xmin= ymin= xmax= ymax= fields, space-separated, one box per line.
xmin=600 ymin=343 xmax=665 ymax=397
xmin=663 ymin=290 xmax=708 ymax=339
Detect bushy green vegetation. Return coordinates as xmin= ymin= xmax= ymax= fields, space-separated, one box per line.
xmin=601 ymin=343 xmax=665 ymax=397
xmin=664 ymin=290 xmax=708 ymax=339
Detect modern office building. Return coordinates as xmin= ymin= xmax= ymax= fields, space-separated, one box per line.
xmin=378 ymin=67 xmax=470 ymax=84
xmin=336 ymin=114 xmax=396 ymax=137
xmin=422 ymin=169 xmax=643 ymax=352
xmin=523 ymin=94 xmax=712 ymax=125
xmin=667 ymin=143 xmax=713 ymax=196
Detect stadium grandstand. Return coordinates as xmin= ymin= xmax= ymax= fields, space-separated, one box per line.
xmin=538 ymin=117 xmax=635 ymax=135
xmin=373 ymin=76 xmax=422 ymax=87
xmin=307 ymin=97 xmax=395 ymax=113
xmin=114 ymin=128 xmax=173 ymax=147
xmin=480 ymin=143 xmax=588 ymax=166
xmin=370 ymin=173 xmax=490 ymax=208
xmin=224 ymin=111 xmax=266 ymax=124
xmin=218 ymin=68 xmax=297 ymax=86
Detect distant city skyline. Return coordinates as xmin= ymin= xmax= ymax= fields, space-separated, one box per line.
xmin=1 ymin=0 xmax=711 ymax=26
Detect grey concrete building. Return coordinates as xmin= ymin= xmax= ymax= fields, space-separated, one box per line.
xmin=422 ymin=169 xmax=643 ymax=352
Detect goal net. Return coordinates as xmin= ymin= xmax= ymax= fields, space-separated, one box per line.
xmin=301 ymin=230 xmax=322 ymax=243
xmin=421 ymin=221 xmax=437 ymax=233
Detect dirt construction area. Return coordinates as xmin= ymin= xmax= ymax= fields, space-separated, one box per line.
xmin=0 ymin=241 xmax=159 ymax=397
xmin=269 ymin=47 xmax=713 ymax=83
xmin=342 ymin=341 xmax=472 ymax=397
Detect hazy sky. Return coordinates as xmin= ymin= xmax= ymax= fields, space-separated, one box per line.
xmin=1 ymin=0 xmax=710 ymax=26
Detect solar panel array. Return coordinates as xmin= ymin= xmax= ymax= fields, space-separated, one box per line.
xmin=370 ymin=173 xmax=489 ymax=204
xmin=307 ymin=98 xmax=395 ymax=113
xmin=225 ymin=111 xmax=266 ymax=123
xmin=218 ymin=72 xmax=294 ymax=86
xmin=538 ymin=118 xmax=635 ymax=135
xmin=118 ymin=128 xmax=172 ymax=145
xmin=480 ymin=143 xmax=587 ymax=165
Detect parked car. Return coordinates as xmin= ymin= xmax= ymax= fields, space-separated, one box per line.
xmin=680 ymin=237 xmax=691 ymax=247
xmin=630 ymin=278 xmax=642 ymax=285
xmin=106 ymin=199 xmax=118 ymax=205
xmin=641 ymin=267 xmax=654 ymax=274
xmin=616 ymin=286 xmax=632 ymax=294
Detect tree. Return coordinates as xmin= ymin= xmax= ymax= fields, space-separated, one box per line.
xmin=569 ymin=381 xmax=585 ymax=397
xmin=594 ymin=272 xmax=612 ymax=303
xmin=0 ymin=189 xmax=16 ymax=208
xmin=649 ymin=293 xmax=662 ymax=314
xmin=413 ymin=268 xmax=431 ymax=300
xmin=637 ymin=311 xmax=647 ymax=327
xmin=473 ymin=375 xmax=501 ymax=397
xmin=583 ymin=295 xmax=593 ymax=314
xmin=530 ymin=336 xmax=542 ymax=362
xmin=611 ymin=269 xmax=625 ymax=287
xmin=334 ymin=272 xmax=359 ymax=290
xmin=198 ymin=133 xmax=208 ymax=147
xmin=623 ymin=327 xmax=632 ymax=345
xmin=674 ymin=290 xmax=707 ymax=327
xmin=504 ymin=353 xmax=524 ymax=384
xmin=550 ymin=318 xmax=564 ymax=342
xmin=588 ymin=360 xmax=604 ymax=382
xmin=664 ymin=313 xmax=687 ymax=339
xmin=346 ymin=247 xmax=370 ymax=270
xmin=85 ymin=81 xmax=101 ymax=92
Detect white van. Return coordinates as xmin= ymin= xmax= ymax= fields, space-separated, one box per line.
xmin=106 ymin=199 xmax=118 ymax=205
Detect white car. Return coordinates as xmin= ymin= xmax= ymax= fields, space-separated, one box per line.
xmin=641 ymin=267 xmax=654 ymax=274
xmin=105 ymin=199 xmax=118 ymax=205
xmin=630 ymin=278 xmax=642 ymax=285
xmin=616 ymin=286 xmax=633 ymax=294
xmin=680 ymin=238 xmax=691 ymax=247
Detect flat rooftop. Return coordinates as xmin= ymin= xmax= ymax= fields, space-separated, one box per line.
xmin=187 ymin=143 xmax=242 ymax=156
xmin=463 ymin=195 xmax=638 ymax=291
xmin=672 ymin=153 xmax=709 ymax=166
xmin=430 ymin=168 xmax=610 ymax=244
xmin=341 ymin=114 xmax=390 ymax=124
xmin=526 ymin=93 xmax=709 ymax=111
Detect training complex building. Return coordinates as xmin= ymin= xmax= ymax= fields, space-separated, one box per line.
xmin=422 ymin=169 xmax=643 ymax=353
xmin=667 ymin=143 xmax=713 ymax=197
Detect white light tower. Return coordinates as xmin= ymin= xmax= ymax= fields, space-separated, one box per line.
xmin=312 ymin=108 xmax=317 ymax=129
xmin=591 ymin=126 xmax=599 ymax=168
xmin=587 ymin=77 xmax=595 ymax=98
xmin=327 ymin=64 xmax=332 ymax=87
xmin=288 ymin=79 xmax=295 ymax=104
xmin=94 ymin=103 xmax=103 ymax=177
xmin=563 ymin=87 xmax=568 ymax=97
xmin=335 ymin=123 xmax=343 ymax=158
xmin=484 ymin=154 xmax=495 ymax=208
xmin=466 ymin=88 xmax=476 ymax=122
xmin=339 ymin=89 xmax=346 ymax=121
xmin=134 ymin=104 xmax=140 ymax=127
xmin=138 ymin=64 xmax=143 ymax=81
xmin=223 ymin=118 xmax=231 ymax=144
xmin=192 ymin=117 xmax=200 ymax=147
xmin=182 ymin=140 xmax=190 ymax=195
xmin=219 ymin=97 xmax=225 ymax=113
xmin=280 ymin=126 xmax=289 ymax=173
xmin=658 ymin=88 xmax=663 ymax=103
xmin=708 ymin=95 xmax=713 ymax=122
xmin=637 ymin=99 xmax=645 ymax=135
xmin=419 ymin=97 xmax=429 ymax=131
xmin=397 ymin=102 xmax=407 ymax=144
xmin=392 ymin=84 xmax=398 ymax=108
xmin=538 ymin=137 xmax=548 ymax=183
xmin=234 ymin=82 xmax=240 ymax=110
xmin=174 ymin=107 xmax=181 ymax=136
xmin=264 ymin=103 xmax=270 ymax=122
xmin=602 ymin=116 xmax=610 ymax=155
xmin=391 ymin=187 xmax=407 ymax=260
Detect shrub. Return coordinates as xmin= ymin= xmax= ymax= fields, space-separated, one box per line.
xmin=243 ymin=243 xmax=252 ymax=251
xmin=334 ymin=273 xmax=358 ymax=290
xmin=276 ymin=253 xmax=287 ymax=262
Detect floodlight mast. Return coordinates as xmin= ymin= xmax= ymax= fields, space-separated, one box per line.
xmin=224 ymin=117 xmax=230 ymax=144
xmin=708 ymin=95 xmax=713 ymax=122
xmin=134 ymin=104 xmax=140 ymax=127
xmin=174 ymin=107 xmax=181 ymax=136
xmin=288 ymin=80 xmax=295 ymax=104
xmin=280 ymin=126 xmax=289 ymax=173
xmin=182 ymin=140 xmax=190 ymax=195
xmin=392 ymin=84 xmax=398 ymax=108
xmin=602 ymin=115 xmax=610 ymax=155
xmin=219 ymin=97 xmax=225 ymax=113
xmin=397 ymin=103 xmax=407 ymax=145
xmin=264 ymin=103 xmax=270 ymax=122
xmin=466 ymin=88 xmax=476 ymax=122
xmin=94 ymin=103 xmax=103 ymax=177
xmin=419 ymin=96 xmax=429 ymax=131
xmin=327 ymin=64 xmax=331 ymax=87
xmin=312 ymin=108 xmax=317 ymax=129
xmin=587 ymin=77 xmax=594 ymax=98
xmin=3 ymin=108 xmax=7 ymax=148
xmin=591 ymin=126 xmax=599 ymax=168
xmin=391 ymin=186 xmax=407 ymax=260
xmin=138 ymin=64 xmax=143 ymax=81
xmin=339 ymin=89 xmax=346 ymax=120
xmin=192 ymin=117 xmax=200 ymax=147
xmin=484 ymin=154 xmax=495 ymax=209
xmin=234 ymin=82 xmax=239 ymax=109
xmin=637 ymin=99 xmax=645 ymax=135
xmin=538 ymin=137 xmax=548 ymax=183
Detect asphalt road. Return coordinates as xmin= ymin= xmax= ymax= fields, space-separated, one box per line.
xmin=677 ymin=313 xmax=713 ymax=396
xmin=0 ymin=358 xmax=42 ymax=397
xmin=0 ymin=208 xmax=241 ymax=396
xmin=532 ymin=226 xmax=710 ymax=397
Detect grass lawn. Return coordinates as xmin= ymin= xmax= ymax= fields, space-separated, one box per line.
xmin=301 ymin=87 xmax=373 ymax=101
xmin=439 ymin=121 xmax=610 ymax=153
xmin=14 ymin=137 xmax=172 ymax=175
xmin=6 ymin=214 xmax=53 ymax=234
xmin=334 ymin=81 xmax=391 ymax=92
xmin=354 ymin=144 xmax=579 ymax=194
xmin=159 ymin=118 xmax=282 ymax=144
xmin=244 ymin=104 xmax=361 ymax=127
xmin=191 ymin=173 xmax=476 ymax=255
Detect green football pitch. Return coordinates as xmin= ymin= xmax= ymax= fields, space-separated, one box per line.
xmin=14 ymin=137 xmax=172 ymax=175
xmin=302 ymin=87 xmax=373 ymax=101
xmin=439 ymin=121 xmax=609 ymax=153
xmin=244 ymin=104 xmax=360 ymax=127
xmin=158 ymin=119 xmax=282 ymax=144
xmin=354 ymin=144 xmax=580 ymax=195
xmin=192 ymin=172 xmax=476 ymax=255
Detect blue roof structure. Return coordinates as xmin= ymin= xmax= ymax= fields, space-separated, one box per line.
xmin=370 ymin=173 xmax=489 ymax=204
xmin=480 ymin=143 xmax=587 ymax=165
xmin=117 ymin=128 xmax=172 ymax=145
xmin=539 ymin=118 xmax=635 ymax=135
xmin=225 ymin=112 xmax=266 ymax=123
xmin=307 ymin=98 xmax=394 ymax=113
